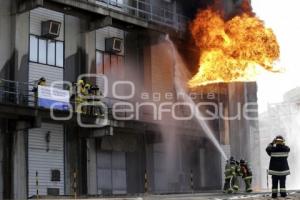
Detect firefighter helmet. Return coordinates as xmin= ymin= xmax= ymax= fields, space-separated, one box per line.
xmin=230 ymin=156 xmax=236 ymax=164
xmin=78 ymin=79 xmax=84 ymax=86
xmin=84 ymin=83 xmax=91 ymax=89
xmin=275 ymin=135 xmax=285 ymax=143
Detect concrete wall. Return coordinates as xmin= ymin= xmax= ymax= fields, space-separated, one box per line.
xmin=13 ymin=11 xmax=30 ymax=84
xmin=228 ymin=82 xmax=261 ymax=187
xmin=12 ymin=123 xmax=27 ymax=200
xmin=0 ymin=0 xmax=13 ymax=79
xmin=64 ymin=15 xmax=85 ymax=83
xmin=228 ymin=83 xmax=250 ymax=160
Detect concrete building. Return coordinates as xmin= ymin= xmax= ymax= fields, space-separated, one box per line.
xmin=0 ymin=0 xmax=258 ymax=199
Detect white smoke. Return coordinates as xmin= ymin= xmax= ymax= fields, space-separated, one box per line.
xmin=252 ymin=0 xmax=300 ymax=190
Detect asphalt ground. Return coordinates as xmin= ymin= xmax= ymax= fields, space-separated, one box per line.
xmin=39 ymin=191 xmax=300 ymax=200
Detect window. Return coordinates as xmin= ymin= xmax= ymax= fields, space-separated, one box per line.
xmin=56 ymin=41 xmax=64 ymax=67
xmin=96 ymin=51 xmax=104 ymax=74
xmin=30 ymin=35 xmax=38 ymax=62
xmin=29 ymin=35 xmax=64 ymax=67
xmin=38 ymin=39 xmax=47 ymax=64
xmin=47 ymin=40 xmax=56 ymax=65
xmin=98 ymin=0 xmax=123 ymax=7
xmin=96 ymin=50 xmax=124 ymax=79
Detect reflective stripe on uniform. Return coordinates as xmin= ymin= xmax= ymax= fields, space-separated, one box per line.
xmin=225 ymin=176 xmax=233 ymax=179
xmin=244 ymin=176 xmax=252 ymax=180
xmin=272 ymin=189 xmax=278 ymax=192
xmin=268 ymin=170 xmax=290 ymax=176
xmin=280 ymin=188 xmax=286 ymax=192
xmin=271 ymin=152 xmax=289 ymax=157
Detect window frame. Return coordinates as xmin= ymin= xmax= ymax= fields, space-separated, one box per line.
xmin=29 ymin=34 xmax=64 ymax=68
xmin=29 ymin=35 xmax=38 ymax=62
xmin=98 ymin=0 xmax=123 ymax=8
xmin=96 ymin=49 xmax=125 ymax=76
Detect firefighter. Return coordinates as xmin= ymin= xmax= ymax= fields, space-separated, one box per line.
xmin=223 ymin=160 xmax=231 ymax=193
xmin=88 ymin=84 xmax=104 ymax=117
xmin=266 ymin=135 xmax=290 ymax=198
xmin=82 ymin=83 xmax=91 ymax=114
xmin=75 ymin=79 xmax=85 ymax=113
xmin=38 ymin=77 xmax=46 ymax=86
xmin=32 ymin=77 xmax=46 ymax=92
xmin=223 ymin=157 xmax=239 ymax=194
xmin=32 ymin=77 xmax=46 ymax=105
xmin=239 ymin=159 xmax=253 ymax=193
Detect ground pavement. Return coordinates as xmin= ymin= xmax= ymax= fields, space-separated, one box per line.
xmin=40 ymin=191 xmax=300 ymax=200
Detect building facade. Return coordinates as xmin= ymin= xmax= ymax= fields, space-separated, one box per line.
xmin=0 ymin=0 xmax=257 ymax=199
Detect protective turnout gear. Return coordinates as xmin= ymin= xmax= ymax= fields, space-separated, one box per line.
xmin=38 ymin=77 xmax=46 ymax=86
xmin=239 ymin=159 xmax=253 ymax=193
xmin=75 ymin=80 xmax=85 ymax=113
xmin=223 ymin=157 xmax=239 ymax=194
xmin=84 ymin=83 xmax=91 ymax=95
xmin=266 ymin=136 xmax=290 ymax=198
xmin=88 ymin=85 xmax=104 ymax=117
xmin=223 ymin=160 xmax=231 ymax=193
xmin=32 ymin=77 xmax=47 ymax=105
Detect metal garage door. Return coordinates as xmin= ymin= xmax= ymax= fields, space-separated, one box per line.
xmin=153 ymin=143 xmax=168 ymax=193
xmin=28 ymin=123 xmax=64 ymax=197
xmin=96 ymin=150 xmax=127 ymax=195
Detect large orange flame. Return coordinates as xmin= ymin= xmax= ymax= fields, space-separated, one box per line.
xmin=188 ymin=6 xmax=280 ymax=87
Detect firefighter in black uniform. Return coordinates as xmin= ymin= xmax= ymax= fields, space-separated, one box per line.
xmin=266 ymin=135 xmax=290 ymax=198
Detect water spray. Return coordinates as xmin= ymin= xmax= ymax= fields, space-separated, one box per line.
xmin=165 ymin=34 xmax=228 ymax=160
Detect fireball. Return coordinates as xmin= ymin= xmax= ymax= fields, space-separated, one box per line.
xmin=188 ymin=6 xmax=280 ymax=87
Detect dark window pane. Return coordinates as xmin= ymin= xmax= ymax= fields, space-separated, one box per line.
xmin=38 ymin=39 xmax=47 ymax=64
xmin=96 ymin=51 xmax=104 ymax=74
xmin=56 ymin=41 xmax=64 ymax=67
xmin=104 ymin=53 xmax=111 ymax=75
xmin=117 ymin=56 xmax=125 ymax=79
xmin=47 ymin=40 xmax=55 ymax=65
xmin=111 ymin=54 xmax=118 ymax=76
xmin=30 ymin=35 xmax=38 ymax=62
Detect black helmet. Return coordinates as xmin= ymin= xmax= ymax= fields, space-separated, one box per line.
xmin=229 ymin=156 xmax=235 ymax=164
xmin=39 ymin=77 xmax=46 ymax=81
xmin=275 ymin=135 xmax=284 ymax=141
xmin=240 ymin=159 xmax=245 ymax=164
xmin=275 ymin=135 xmax=285 ymax=144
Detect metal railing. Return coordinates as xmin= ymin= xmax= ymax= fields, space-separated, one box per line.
xmin=0 ymin=79 xmax=202 ymax=129
xmin=0 ymin=78 xmax=36 ymax=106
xmin=95 ymin=0 xmax=188 ymax=31
xmin=0 ymin=78 xmax=135 ymax=119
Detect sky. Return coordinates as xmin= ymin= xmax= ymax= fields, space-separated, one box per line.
xmin=252 ymin=0 xmax=300 ymax=189
xmin=252 ymin=0 xmax=300 ymax=113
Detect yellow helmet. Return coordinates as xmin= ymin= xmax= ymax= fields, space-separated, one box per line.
xmin=84 ymin=83 xmax=91 ymax=89
xmin=78 ymin=80 xmax=84 ymax=86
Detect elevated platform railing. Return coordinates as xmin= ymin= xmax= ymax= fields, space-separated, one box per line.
xmin=95 ymin=0 xmax=188 ymax=31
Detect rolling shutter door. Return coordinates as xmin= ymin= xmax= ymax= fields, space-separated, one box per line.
xmin=96 ymin=139 xmax=127 ymax=195
xmin=28 ymin=123 xmax=64 ymax=197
